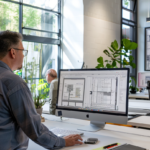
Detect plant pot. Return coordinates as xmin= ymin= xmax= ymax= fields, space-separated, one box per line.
xmin=130 ymin=90 xmax=136 ymax=94
xmin=36 ymin=108 xmax=43 ymax=116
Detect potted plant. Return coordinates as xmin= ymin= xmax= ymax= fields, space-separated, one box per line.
xmin=34 ymin=95 xmax=46 ymax=116
xmin=96 ymin=39 xmax=138 ymax=69
xmin=33 ymin=79 xmax=49 ymax=115
xmin=14 ymin=57 xmax=50 ymax=116
xmin=129 ymin=86 xmax=137 ymax=94
xmin=129 ymin=77 xmax=139 ymax=94
xmin=96 ymin=39 xmax=138 ymax=92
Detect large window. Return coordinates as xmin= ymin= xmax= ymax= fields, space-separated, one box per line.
xmin=121 ymin=0 xmax=137 ymax=86
xmin=22 ymin=42 xmax=58 ymax=79
xmin=0 ymin=0 xmax=61 ymax=113
xmin=0 ymin=1 xmax=19 ymax=31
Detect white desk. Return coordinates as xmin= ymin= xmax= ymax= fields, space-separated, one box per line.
xmin=128 ymin=99 xmax=150 ymax=114
xmin=28 ymin=114 xmax=150 ymax=150
xmin=129 ymin=93 xmax=149 ymax=99
xmin=127 ymin=99 xmax=150 ymax=128
xmin=128 ymin=116 xmax=150 ymax=128
xmin=129 ymin=99 xmax=150 ymax=109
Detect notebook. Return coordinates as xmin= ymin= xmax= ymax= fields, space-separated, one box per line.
xmin=107 ymin=144 xmax=146 ymax=150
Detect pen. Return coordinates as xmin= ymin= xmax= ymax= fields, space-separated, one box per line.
xmin=103 ymin=143 xmax=127 ymax=150
xmin=106 ymin=144 xmax=118 ymax=149
xmin=103 ymin=143 xmax=118 ymax=149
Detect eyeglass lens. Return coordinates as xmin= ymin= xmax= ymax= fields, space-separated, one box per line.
xmin=23 ymin=51 xmax=27 ymax=56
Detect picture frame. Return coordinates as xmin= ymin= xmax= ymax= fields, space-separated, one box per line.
xmin=145 ymin=27 xmax=150 ymax=71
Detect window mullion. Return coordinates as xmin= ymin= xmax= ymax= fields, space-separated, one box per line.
xmin=19 ymin=3 xmax=23 ymax=34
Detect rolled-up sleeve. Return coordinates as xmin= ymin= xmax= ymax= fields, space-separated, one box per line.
xmin=7 ymin=82 xmax=65 ymax=149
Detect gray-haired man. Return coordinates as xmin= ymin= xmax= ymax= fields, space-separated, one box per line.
xmin=46 ymin=69 xmax=58 ymax=115
xmin=0 ymin=30 xmax=82 ymax=150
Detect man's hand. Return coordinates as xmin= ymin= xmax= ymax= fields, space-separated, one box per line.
xmin=63 ymin=134 xmax=83 ymax=147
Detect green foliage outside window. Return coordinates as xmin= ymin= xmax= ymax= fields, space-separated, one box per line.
xmin=123 ymin=0 xmax=129 ymax=7
xmin=0 ymin=1 xmax=41 ymax=32
xmin=23 ymin=6 xmax=41 ymax=34
xmin=13 ymin=70 xmax=22 ymax=77
xmin=0 ymin=1 xmax=19 ymax=31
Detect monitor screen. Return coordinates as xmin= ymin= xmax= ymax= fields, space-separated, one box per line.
xmin=57 ymin=68 xmax=129 ymax=116
xmin=138 ymin=72 xmax=150 ymax=88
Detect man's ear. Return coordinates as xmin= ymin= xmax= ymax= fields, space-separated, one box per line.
xmin=9 ymin=49 xmax=16 ymax=59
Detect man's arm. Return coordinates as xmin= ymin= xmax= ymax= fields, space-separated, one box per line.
xmin=8 ymin=82 xmax=65 ymax=149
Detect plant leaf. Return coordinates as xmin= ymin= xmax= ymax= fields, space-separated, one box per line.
xmin=97 ymin=57 xmax=104 ymax=68
xmin=106 ymin=64 xmax=112 ymax=68
xmin=114 ymin=54 xmax=120 ymax=58
xmin=129 ymin=55 xmax=134 ymax=62
xmin=122 ymin=39 xmax=138 ymax=50
xmin=112 ymin=61 xmax=116 ymax=67
xmin=111 ymin=40 xmax=118 ymax=50
xmin=129 ymin=62 xmax=136 ymax=68
xmin=96 ymin=64 xmax=101 ymax=69
xmin=108 ymin=47 xmax=114 ymax=53
xmin=103 ymin=50 xmax=111 ymax=57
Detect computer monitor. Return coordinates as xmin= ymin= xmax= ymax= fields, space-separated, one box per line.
xmin=56 ymin=68 xmax=129 ymax=132
xmin=138 ymin=72 xmax=150 ymax=88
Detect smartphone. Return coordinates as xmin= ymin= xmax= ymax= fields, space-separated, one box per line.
xmin=84 ymin=138 xmax=98 ymax=144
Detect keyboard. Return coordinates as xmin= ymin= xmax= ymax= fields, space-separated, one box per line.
xmin=50 ymin=127 xmax=84 ymax=137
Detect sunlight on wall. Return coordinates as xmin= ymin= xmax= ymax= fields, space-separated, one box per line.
xmin=62 ymin=0 xmax=84 ymax=69
xmin=63 ymin=52 xmax=74 ymax=69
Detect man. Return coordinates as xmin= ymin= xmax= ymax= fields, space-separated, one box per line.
xmin=46 ymin=69 xmax=58 ymax=115
xmin=0 ymin=30 xmax=82 ymax=150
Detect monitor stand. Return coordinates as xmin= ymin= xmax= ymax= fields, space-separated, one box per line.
xmin=78 ymin=121 xmax=105 ymax=132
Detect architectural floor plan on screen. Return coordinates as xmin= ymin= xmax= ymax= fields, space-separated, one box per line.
xmin=60 ymin=77 xmax=119 ymax=111
xmin=84 ymin=77 xmax=118 ymax=111
xmin=58 ymin=70 xmax=127 ymax=113
xmin=62 ymin=78 xmax=85 ymax=102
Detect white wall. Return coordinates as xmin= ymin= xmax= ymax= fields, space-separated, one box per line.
xmin=62 ymin=0 xmax=121 ymax=69
xmin=84 ymin=0 xmax=120 ymax=68
xmin=62 ymin=0 xmax=84 ymax=69
xmin=138 ymin=0 xmax=150 ymax=73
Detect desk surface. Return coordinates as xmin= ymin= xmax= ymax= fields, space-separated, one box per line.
xmin=128 ymin=116 xmax=150 ymax=128
xmin=28 ymin=114 xmax=150 ymax=150
xmin=129 ymin=99 xmax=150 ymax=109
xmin=129 ymin=92 xmax=149 ymax=99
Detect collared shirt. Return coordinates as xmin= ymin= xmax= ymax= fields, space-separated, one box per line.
xmin=0 ymin=60 xmax=65 ymax=150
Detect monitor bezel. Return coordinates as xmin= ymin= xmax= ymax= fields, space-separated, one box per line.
xmin=56 ymin=68 xmax=129 ymax=117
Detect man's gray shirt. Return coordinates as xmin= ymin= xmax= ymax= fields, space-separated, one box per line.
xmin=0 ymin=61 xmax=65 ymax=150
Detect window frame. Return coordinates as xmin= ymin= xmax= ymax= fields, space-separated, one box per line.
xmin=121 ymin=0 xmax=138 ymax=87
xmin=0 ymin=0 xmax=61 ymax=75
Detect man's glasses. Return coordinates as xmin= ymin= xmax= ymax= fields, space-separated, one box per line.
xmin=9 ymin=48 xmax=28 ymax=56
